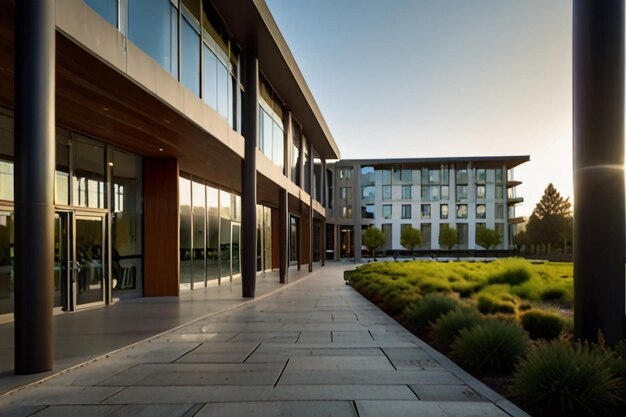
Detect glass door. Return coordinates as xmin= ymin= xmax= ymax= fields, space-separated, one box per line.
xmin=231 ymin=222 xmax=240 ymax=278
xmin=54 ymin=212 xmax=71 ymax=311
xmin=75 ymin=215 xmax=105 ymax=307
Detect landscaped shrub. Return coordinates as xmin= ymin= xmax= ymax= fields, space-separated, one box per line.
xmin=539 ymin=284 xmax=573 ymax=307
xmin=431 ymin=308 xmax=484 ymax=348
xmin=487 ymin=261 xmax=531 ymax=285
xmin=403 ymin=293 xmax=460 ymax=333
xmin=476 ymin=286 xmax=518 ymax=315
xmin=379 ymin=286 xmax=420 ymax=318
xmin=511 ymin=340 xmax=625 ymax=416
xmin=520 ymin=309 xmax=570 ymax=340
xmin=451 ymin=319 xmax=529 ymax=374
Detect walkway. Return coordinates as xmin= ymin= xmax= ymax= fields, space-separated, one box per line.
xmin=0 ymin=263 xmax=528 ymax=417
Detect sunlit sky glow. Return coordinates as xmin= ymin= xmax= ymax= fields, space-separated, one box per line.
xmin=266 ymin=0 xmax=574 ymax=217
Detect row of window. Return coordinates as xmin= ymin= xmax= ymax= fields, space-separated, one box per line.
xmin=360 ymin=203 xmax=505 ymax=220
xmin=339 ymin=183 xmax=506 ymax=205
xmin=336 ymin=166 xmax=506 ymax=186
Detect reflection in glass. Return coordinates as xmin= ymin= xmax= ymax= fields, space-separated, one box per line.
xmin=128 ymin=0 xmax=178 ymax=77
xmin=263 ymin=207 xmax=271 ymax=270
xmin=73 ymin=139 xmax=105 ymax=209
xmin=192 ymin=180 xmax=205 ymax=286
xmin=85 ymin=0 xmax=118 ymax=27
xmin=181 ymin=6 xmax=200 ymax=95
xmin=0 ymin=213 xmax=13 ymax=315
xmin=0 ymin=112 xmax=14 ymax=201
xmin=76 ymin=217 xmax=104 ymax=305
xmin=219 ymin=190 xmax=231 ymax=280
xmin=339 ymin=225 xmax=353 ymax=258
xmin=207 ymin=186 xmax=219 ymax=280
xmin=112 ymin=150 xmax=143 ymax=293
xmin=179 ymin=177 xmax=191 ymax=285
xmin=203 ymin=45 xmax=218 ymax=110
xmin=55 ymin=138 xmax=70 ymax=205
xmin=231 ymin=223 xmax=240 ymax=276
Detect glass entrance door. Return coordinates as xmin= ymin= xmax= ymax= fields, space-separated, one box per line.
xmin=54 ymin=212 xmax=106 ymax=311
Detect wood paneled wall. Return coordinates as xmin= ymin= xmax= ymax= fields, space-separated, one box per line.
xmin=143 ymin=158 xmax=180 ymax=296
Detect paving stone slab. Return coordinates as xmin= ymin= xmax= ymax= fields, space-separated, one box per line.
xmin=194 ymin=400 xmax=358 ymax=417
xmin=156 ymin=333 xmax=238 ymax=343
xmin=2 ymin=386 xmax=125 ymax=406
xmin=278 ymin=370 xmax=463 ymax=386
xmin=355 ymin=400 xmax=446 ymax=417
xmin=228 ymin=332 xmax=300 ymax=343
xmin=268 ymin=385 xmax=417 ymax=401
xmin=285 ymin=356 xmax=394 ymax=372
xmin=103 ymin=386 xmax=274 ymax=404
xmin=99 ymin=362 xmax=285 ymax=386
xmin=247 ymin=346 xmax=383 ymax=363
xmin=175 ymin=342 xmax=259 ymax=363
xmin=410 ymin=385 xmax=487 ymax=402
xmin=331 ymin=331 xmax=374 ymax=343
xmin=281 ymin=323 xmax=366 ymax=332
xmin=295 ymin=331 xmax=332 ymax=343
xmin=0 ymin=405 xmax=46 ymax=417
xmin=108 ymin=403 xmax=203 ymax=417
xmin=24 ymin=405 xmax=124 ymax=417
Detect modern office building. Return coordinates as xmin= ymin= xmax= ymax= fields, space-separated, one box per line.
xmin=1 ymin=0 xmax=338 ymax=372
xmin=324 ymin=157 xmax=529 ymax=261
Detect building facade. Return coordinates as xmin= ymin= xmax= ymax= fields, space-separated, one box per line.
xmin=2 ymin=0 xmax=339 ymax=371
xmin=325 ymin=157 xmax=528 ymax=260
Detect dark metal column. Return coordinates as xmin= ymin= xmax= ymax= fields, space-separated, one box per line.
xmin=14 ymin=0 xmax=56 ymax=374
xmin=241 ymin=52 xmax=258 ymax=298
xmin=321 ymin=158 xmax=326 ymax=267
xmin=308 ymin=141 xmax=314 ymax=273
xmin=279 ymin=189 xmax=288 ymax=284
xmin=573 ymin=0 xmax=625 ymax=345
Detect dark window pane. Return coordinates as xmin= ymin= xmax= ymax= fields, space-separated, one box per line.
xmin=179 ymin=177 xmax=191 ymax=285
xmin=85 ymin=0 xmax=118 ymax=27
xmin=181 ymin=13 xmax=200 ymax=95
xmin=73 ymin=138 xmax=105 ymax=209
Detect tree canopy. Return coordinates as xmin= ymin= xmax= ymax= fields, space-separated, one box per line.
xmin=400 ymin=226 xmax=421 ymax=253
xmin=439 ymin=226 xmax=458 ymax=251
xmin=523 ymin=183 xmax=572 ymax=253
xmin=475 ymin=227 xmax=502 ymax=250
xmin=363 ymin=226 xmax=385 ymax=258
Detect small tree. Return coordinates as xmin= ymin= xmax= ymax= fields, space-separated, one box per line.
xmin=475 ymin=227 xmax=502 ymax=250
xmin=439 ymin=226 xmax=458 ymax=251
xmin=400 ymin=226 xmax=421 ymax=255
xmin=362 ymin=226 xmax=386 ymax=260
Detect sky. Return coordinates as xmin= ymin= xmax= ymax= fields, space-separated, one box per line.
xmin=266 ymin=0 xmax=573 ymax=218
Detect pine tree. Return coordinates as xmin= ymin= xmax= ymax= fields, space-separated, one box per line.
xmin=525 ymin=184 xmax=572 ymax=253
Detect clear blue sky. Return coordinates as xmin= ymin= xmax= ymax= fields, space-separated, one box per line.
xmin=266 ymin=0 xmax=573 ymax=217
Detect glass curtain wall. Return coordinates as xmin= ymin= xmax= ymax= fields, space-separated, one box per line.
xmin=111 ymin=150 xmax=143 ymax=295
xmin=259 ymin=81 xmax=285 ymax=170
xmin=207 ymin=186 xmax=219 ymax=281
xmin=192 ymin=180 xmax=206 ymax=286
xmin=181 ymin=0 xmax=200 ymax=96
xmin=73 ymin=138 xmax=106 ymax=209
xmin=179 ymin=176 xmax=192 ymax=286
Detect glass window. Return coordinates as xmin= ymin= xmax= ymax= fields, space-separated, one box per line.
xmin=55 ymin=132 xmax=69 ymax=205
xmin=340 ymin=186 xmax=353 ymax=201
xmin=341 ymin=206 xmax=353 ymax=219
xmin=129 ymin=0 xmax=179 ymax=77
xmin=0 ymin=212 xmax=14 ymax=315
xmin=206 ymin=185 xmax=219 ymax=281
xmin=440 ymin=204 xmax=449 ymax=219
xmin=496 ymin=185 xmax=504 ymax=199
xmin=362 ymin=204 xmax=375 ymax=219
xmin=400 ymin=168 xmax=412 ymax=182
xmin=303 ymin=143 xmax=310 ymax=193
xmin=381 ymin=169 xmax=392 ymax=185
xmin=421 ymin=186 xmax=430 ymax=201
xmin=456 ymin=185 xmax=468 ymax=201
xmin=456 ymin=168 xmax=468 ymax=184
xmin=496 ymin=168 xmax=504 ymax=183
xmin=192 ymin=180 xmax=205 ymax=286
xmin=495 ymin=203 xmax=504 ymax=219
xmin=421 ymin=204 xmax=430 ymax=219
xmin=272 ymin=125 xmax=284 ymax=170
xmin=181 ymin=0 xmax=200 ymax=96
xmin=476 ymin=185 xmax=486 ymax=200
xmin=291 ymin=125 xmax=300 ymax=184
xmin=476 ymin=168 xmax=486 ymax=183
xmin=339 ymin=168 xmax=353 ymax=180
xmin=179 ymin=177 xmax=192 ymax=285
xmin=441 ymin=185 xmax=449 ymax=200
xmin=457 ymin=223 xmax=468 ymax=249
xmin=202 ymin=45 xmax=218 ymax=110
xmin=85 ymin=0 xmax=118 ymax=28
xmin=382 ymin=185 xmax=392 ymax=200
xmin=456 ymin=204 xmax=468 ymax=219
xmin=73 ymin=138 xmax=105 ymax=209
xmin=361 ymin=186 xmax=374 ymax=200
xmin=217 ymin=61 xmax=229 ymax=120
xmin=495 ymin=223 xmax=505 ymax=243
xmin=421 ymin=168 xmax=429 ymax=184
xmin=476 ymin=204 xmax=486 ymax=219
xmin=401 ymin=185 xmax=411 ymax=200
xmin=429 ymin=169 xmax=440 ymax=184
xmin=381 ymin=223 xmax=392 ymax=252
xmin=360 ymin=166 xmax=374 ymax=186
xmin=111 ymin=150 xmax=143 ymax=294
xmin=430 ymin=186 xmax=440 ymax=201
xmin=401 ymin=204 xmax=411 ymax=219
xmin=441 ymin=165 xmax=449 ymax=184
xmin=383 ymin=204 xmax=392 ymax=219
xmin=0 ymin=112 xmax=13 ymax=202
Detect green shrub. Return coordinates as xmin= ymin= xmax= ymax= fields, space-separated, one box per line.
xmin=512 ymin=341 xmax=625 ymax=416
xmin=476 ymin=292 xmax=517 ymax=315
xmin=488 ymin=263 xmax=531 ymax=286
xmin=431 ymin=308 xmax=484 ymax=348
xmin=520 ymin=309 xmax=569 ymax=340
xmin=451 ymin=320 xmax=529 ymax=374
xmin=403 ymin=293 xmax=460 ymax=333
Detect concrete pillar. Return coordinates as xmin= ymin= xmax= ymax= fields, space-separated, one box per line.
xmin=14 ymin=0 xmax=56 ymax=374
xmin=241 ymin=52 xmax=258 ymax=298
xmin=279 ymin=189 xmax=288 ymax=283
xmin=308 ymin=141 xmax=314 ymax=272
xmin=573 ymin=0 xmax=625 ymax=345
